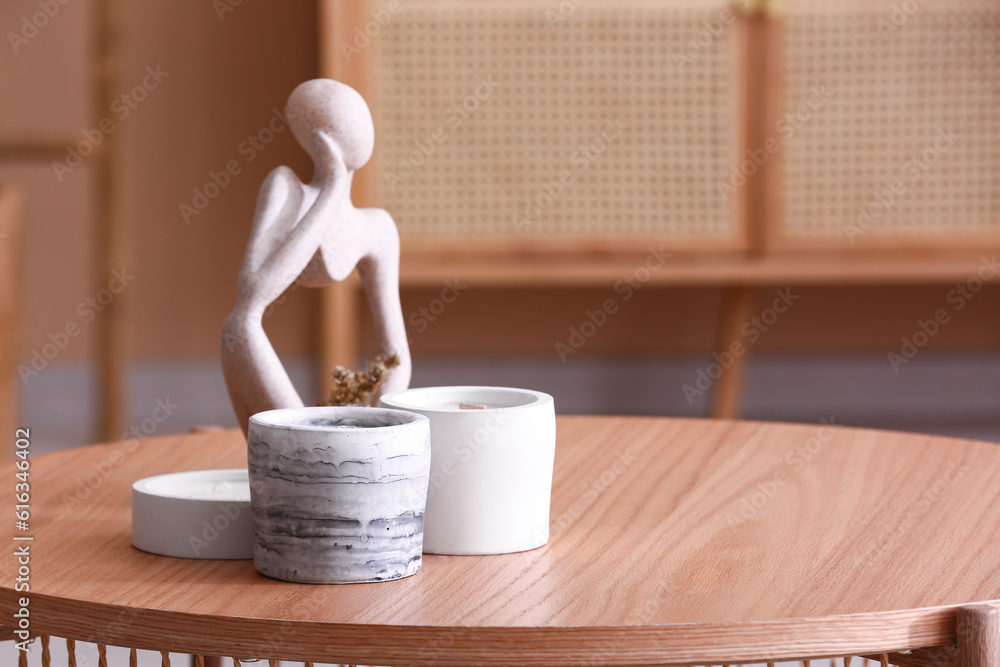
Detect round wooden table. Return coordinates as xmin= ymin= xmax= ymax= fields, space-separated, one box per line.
xmin=2 ymin=416 xmax=999 ymax=665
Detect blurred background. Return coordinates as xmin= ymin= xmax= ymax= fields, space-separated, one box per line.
xmin=2 ymin=0 xmax=1000 ymax=458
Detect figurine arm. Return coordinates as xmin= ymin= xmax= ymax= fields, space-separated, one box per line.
xmin=240 ymin=166 xmax=304 ymax=279
xmin=223 ymin=167 xmax=313 ymax=435
xmin=222 ymin=131 xmax=354 ymax=434
xmin=357 ymin=209 xmax=412 ymax=396
xmin=246 ymin=130 xmax=349 ymax=300
xmin=221 ymin=311 xmax=304 ymax=436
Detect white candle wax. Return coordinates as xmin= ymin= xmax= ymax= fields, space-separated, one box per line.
xmin=150 ymin=478 xmax=251 ymax=502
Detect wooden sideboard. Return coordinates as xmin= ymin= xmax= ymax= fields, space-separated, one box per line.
xmin=317 ymin=0 xmax=1000 ymax=417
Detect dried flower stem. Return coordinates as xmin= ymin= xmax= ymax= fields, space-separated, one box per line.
xmin=322 ymin=353 xmax=401 ymax=407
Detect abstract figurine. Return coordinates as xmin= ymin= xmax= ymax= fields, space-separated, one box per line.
xmin=222 ymin=79 xmax=411 ymax=435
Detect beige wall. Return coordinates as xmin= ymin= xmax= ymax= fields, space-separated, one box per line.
xmin=3 ymin=0 xmax=318 ymax=363
xmin=3 ymin=0 xmax=999 ymax=369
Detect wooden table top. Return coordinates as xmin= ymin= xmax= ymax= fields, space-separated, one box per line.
xmin=2 ymin=416 xmax=999 ymax=665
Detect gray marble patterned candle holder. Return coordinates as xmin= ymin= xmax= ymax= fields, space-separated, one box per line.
xmin=248 ymin=406 xmax=431 ymax=584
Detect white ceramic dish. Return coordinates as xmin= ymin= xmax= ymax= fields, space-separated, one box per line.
xmin=131 ymin=469 xmax=253 ymax=560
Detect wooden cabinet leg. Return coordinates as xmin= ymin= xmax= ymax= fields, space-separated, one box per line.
xmin=711 ymin=287 xmax=755 ymax=420
xmin=318 ymin=279 xmax=360 ymax=401
xmin=959 ymin=604 xmax=1000 ymax=667
xmin=93 ymin=0 xmax=129 ymax=443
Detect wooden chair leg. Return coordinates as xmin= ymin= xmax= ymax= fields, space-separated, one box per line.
xmin=319 ymin=279 xmax=361 ymax=401
xmin=711 ymin=287 xmax=755 ymax=420
xmin=958 ymin=604 xmax=1000 ymax=667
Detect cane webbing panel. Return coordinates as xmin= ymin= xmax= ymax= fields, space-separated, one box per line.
xmin=779 ymin=0 xmax=1000 ymax=244
xmin=370 ymin=0 xmax=741 ymax=244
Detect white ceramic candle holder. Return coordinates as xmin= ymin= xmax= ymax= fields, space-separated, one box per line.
xmin=248 ymin=406 xmax=431 ymax=584
xmin=132 ymin=469 xmax=253 ymax=560
xmin=380 ymin=386 xmax=556 ymax=555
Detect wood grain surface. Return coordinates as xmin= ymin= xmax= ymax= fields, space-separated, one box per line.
xmin=1 ymin=416 xmax=999 ymax=665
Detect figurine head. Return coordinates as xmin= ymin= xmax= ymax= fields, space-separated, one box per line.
xmin=286 ymin=79 xmax=375 ymax=171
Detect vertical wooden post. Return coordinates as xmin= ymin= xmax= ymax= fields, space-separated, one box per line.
xmin=958 ymin=604 xmax=1000 ymax=667
xmin=318 ymin=278 xmax=361 ymax=399
xmin=710 ymin=0 xmax=781 ymax=420
xmin=738 ymin=0 xmax=777 ymax=255
xmin=315 ymin=0 xmax=373 ymax=397
xmin=710 ymin=286 xmax=755 ymax=419
xmin=93 ymin=0 xmax=130 ymax=441
xmin=0 ymin=185 xmax=22 ymax=458
xmin=756 ymin=0 xmax=787 ymax=254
